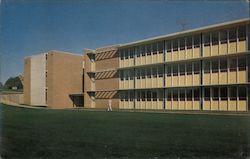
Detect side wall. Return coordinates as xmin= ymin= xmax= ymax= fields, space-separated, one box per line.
xmin=24 ymin=57 xmax=31 ymax=105
xmin=47 ymin=51 xmax=83 ymax=108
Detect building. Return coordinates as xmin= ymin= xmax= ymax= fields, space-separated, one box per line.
xmin=84 ymin=18 xmax=250 ymax=111
xmin=24 ymin=50 xmax=83 ymax=108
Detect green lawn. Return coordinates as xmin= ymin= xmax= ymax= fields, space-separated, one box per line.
xmin=1 ymin=104 xmax=250 ymax=158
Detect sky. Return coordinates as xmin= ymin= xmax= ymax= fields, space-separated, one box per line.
xmin=0 ymin=0 xmax=249 ymax=84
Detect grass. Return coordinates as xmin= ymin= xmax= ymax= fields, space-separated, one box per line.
xmin=1 ymin=104 xmax=250 ymax=158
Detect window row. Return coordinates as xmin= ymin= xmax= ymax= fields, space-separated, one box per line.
xmin=120 ymin=90 xmax=164 ymax=101
xmin=203 ymin=25 xmax=246 ymax=46
xmin=166 ymin=61 xmax=200 ymax=76
xmin=204 ymin=86 xmax=247 ymax=101
xmin=204 ymin=56 xmax=246 ymax=73
xmin=166 ymin=88 xmax=200 ymax=101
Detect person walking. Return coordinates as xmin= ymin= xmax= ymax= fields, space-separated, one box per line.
xmin=108 ymin=99 xmax=112 ymax=111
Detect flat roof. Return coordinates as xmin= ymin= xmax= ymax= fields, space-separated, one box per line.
xmin=120 ymin=18 xmax=250 ymax=48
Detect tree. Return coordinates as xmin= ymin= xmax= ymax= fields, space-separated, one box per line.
xmin=4 ymin=76 xmax=23 ymax=89
xmin=0 ymin=82 xmax=3 ymax=89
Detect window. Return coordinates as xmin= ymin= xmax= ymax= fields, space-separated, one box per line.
xmin=125 ymin=70 xmax=129 ymax=80
xmin=147 ymin=91 xmax=151 ymax=101
xmin=180 ymin=90 xmax=185 ymax=101
xmin=229 ymin=86 xmax=237 ymax=100
xmin=194 ymin=34 xmax=200 ymax=48
xmin=229 ymin=58 xmax=237 ymax=72
xmin=238 ymin=26 xmax=246 ymax=41
xmin=173 ymin=90 xmax=178 ymax=101
xmin=147 ymin=68 xmax=151 ymax=78
xmin=229 ymin=28 xmax=237 ymax=42
xmin=179 ymin=64 xmax=185 ymax=76
xmin=141 ymin=91 xmax=146 ymax=101
xmin=136 ymin=69 xmax=140 ymax=79
xmin=152 ymin=67 xmax=157 ymax=78
xmin=180 ymin=38 xmax=185 ymax=50
xmin=212 ymin=60 xmax=219 ymax=73
xmin=136 ymin=47 xmax=140 ymax=57
xmin=204 ymin=88 xmax=210 ymax=101
xmin=212 ymin=32 xmax=219 ymax=45
xmin=152 ymin=91 xmax=157 ymax=101
xmin=238 ymin=57 xmax=246 ymax=71
xmin=141 ymin=68 xmax=146 ymax=79
xmin=158 ymin=66 xmax=163 ymax=77
xmin=167 ymin=65 xmax=171 ymax=76
xmin=158 ymin=41 xmax=164 ymax=53
xmin=186 ymin=89 xmax=192 ymax=101
xmin=220 ymin=87 xmax=227 ymax=100
xmin=167 ymin=91 xmax=172 ymax=101
xmin=194 ymin=88 xmax=200 ymax=101
xmin=125 ymin=91 xmax=129 ymax=101
xmin=120 ymin=70 xmax=124 ymax=81
xmin=137 ymin=91 xmax=140 ymax=101
xmin=204 ymin=61 xmax=210 ymax=73
xmin=238 ymin=87 xmax=246 ymax=100
xmin=120 ymin=50 xmax=124 ymax=60
xmin=186 ymin=36 xmax=192 ymax=49
xmin=173 ymin=65 xmax=178 ymax=76
xmin=173 ymin=39 xmax=178 ymax=51
xmin=147 ymin=44 xmax=151 ymax=55
xmin=152 ymin=43 xmax=157 ymax=54
xmin=166 ymin=41 xmax=171 ymax=53
xmin=125 ymin=49 xmax=129 ymax=59
xmin=212 ymin=87 xmax=219 ymax=100
xmin=204 ymin=33 xmax=210 ymax=46
xmin=141 ymin=45 xmax=146 ymax=56
xmin=129 ymin=69 xmax=134 ymax=80
xmin=120 ymin=92 xmax=124 ymax=101
xmin=193 ymin=62 xmax=200 ymax=74
xmin=220 ymin=59 xmax=227 ymax=72
xmin=186 ymin=63 xmax=192 ymax=75
xmin=220 ymin=30 xmax=227 ymax=44
xmin=130 ymin=91 xmax=134 ymax=101
xmin=130 ymin=48 xmax=134 ymax=58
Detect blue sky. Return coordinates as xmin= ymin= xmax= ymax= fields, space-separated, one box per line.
xmin=0 ymin=0 xmax=249 ymax=83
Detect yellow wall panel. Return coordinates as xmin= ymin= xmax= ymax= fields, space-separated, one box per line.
xmin=203 ymin=74 xmax=211 ymax=85
xmin=158 ymin=101 xmax=163 ymax=110
xmin=238 ymin=71 xmax=246 ymax=83
xmin=172 ymin=101 xmax=178 ymax=109
xmin=158 ymin=54 xmax=164 ymax=63
xmin=179 ymin=101 xmax=185 ymax=110
xmin=193 ymin=48 xmax=200 ymax=58
xmin=179 ymin=76 xmax=185 ymax=86
xmin=211 ymin=73 xmax=219 ymax=84
xmin=238 ymin=100 xmax=247 ymax=111
xmin=166 ymin=101 xmax=172 ymax=110
xmin=238 ymin=41 xmax=246 ymax=53
xmin=129 ymin=101 xmax=133 ymax=109
xmin=135 ymin=101 xmax=140 ymax=109
xmin=124 ymin=59 xmax=129 ymax=67
xmin=172 ymin=76 xmax=178 ymax=86
xmin=220 ymin=44 xmax=228 ymax=55
xmin=136 ymin=58 xmax=141 ymax=66
xmin=211 ymin=101 xmax=219 ymax=110
xmin=152 ymin=101 xmax=157 ymax=109
xmin=120 ymin=60 xmax=123 ymax=68
xmin=204 ymin=46 xmax=211 ymax=57
xmin=229 ymin=42 xmax=237 ymax=54
xmin=152 ymin=78 xmax=157 ymax=88
xmin=141 ymin=56 xmax=146 ymax=65
xmin=141 ymin=101 xmax=146 ymax=109
xmin=141 ymin=79 xmax=146 ymax=88
xmin=179 ymin=50 xmax=185 ymax=60
xmin=124 ymin=101 xmax=129 ymax=109
xmin=152 ymin=54 xmax=157 ymax=63
xmin=146 ymin=79 xmax=151 ymax=88
xmin=167 ymin=53 xmax=172 ymax=62
xmin=203 ymin=101 xmax=211 ymax=110
xmin=167 ymin=77 xmax=172 ymax=87
xmin=124 ymin=80 xmax=129 ymax=88
xmin=229 ymin=72 xmax=237 ymax=84
xmin=186 ymin=101 xmax=192 ymax=110
xmin=193 ymin=101 xmax=200 ymax=110
xmin=129 ymin=59 xmax=134 ymax=67
xmin=228 ymin=101 xmax=237 ymax=111
xmin=186 ymin=49 xmax=192 ymax=59
xmin=193 ymin=74 xmax=200 ymax=86
xmin=146 ymin=55 xmax=151 ymax=64
xmin=219 ymin=72 xmax=228 ymax=84
xmin=136 ymin=80 xmax=140 ymax=88
xmin=219 ymin=101 xmax=228 ymax=111
xmin=119 ymin=80 xmax=123 ymax=89
xmin=158 ymin=78 xmax=163 ymax=87
xmin=186 ymin=75 xmax=192 ymax=86
xmin=146 ymin=101 xmax=152 ymax=109
xmin=129 ymin=80 xmax=133 ymax=89
xmin=211 ymin=45 xmax=219 ymax=56
xmin=172 ymin=52 xmax=178 ymax=61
